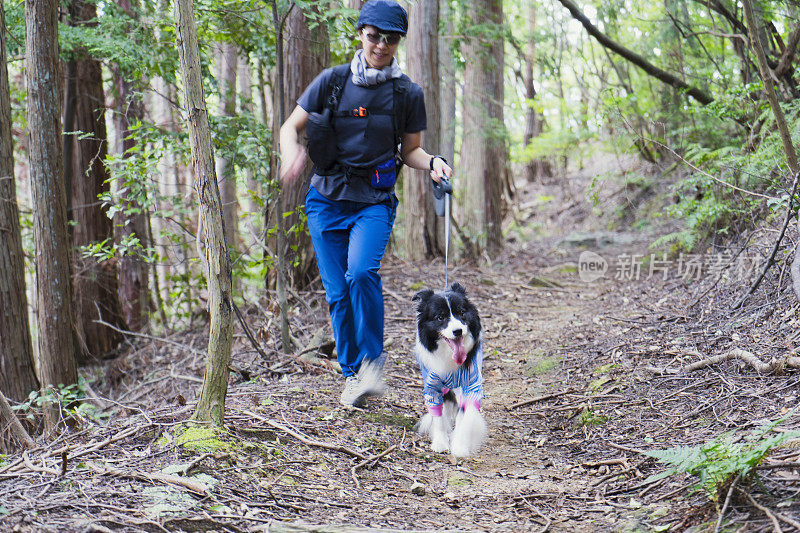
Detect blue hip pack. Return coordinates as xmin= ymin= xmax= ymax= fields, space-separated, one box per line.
xmin=371 ymin=158 xmax=398 ymax=190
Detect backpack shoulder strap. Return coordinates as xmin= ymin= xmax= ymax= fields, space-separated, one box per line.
xmin=392 ymin=74 xmax=411 ymax=155
xmin=326 ymin=64 xmax=351 ymax=111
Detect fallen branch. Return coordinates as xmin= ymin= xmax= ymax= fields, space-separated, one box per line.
xmin=1 ymin=424 xmax=143 ymax=477
xmin=87 ymin=461 xmax=208 ymax=495
xmin=22 ymin=451 xmax=59 ymax=476
xmin=508 ymin=390 xmax=574 ymax=410
xmin=715 ymin=472 xmax=742 ymax=533
xmin=0 ymin=390 xmax=35 ymax=449
xmin=684 ymin=348 xmax=800 ymax=374
xmin=240 ymin=409 xmax=366 ymax=460
xmin=741 ymin=490 xmax=786 ymax=532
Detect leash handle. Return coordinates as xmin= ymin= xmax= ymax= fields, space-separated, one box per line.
xmin=433 ymin=177 xmax=452 ymax=217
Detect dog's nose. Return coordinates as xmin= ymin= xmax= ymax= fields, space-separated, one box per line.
xmin=452 ymin=328 xmax=462 ymax=338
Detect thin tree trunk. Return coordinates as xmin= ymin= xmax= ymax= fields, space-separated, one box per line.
xmin=174 ymin=0 xmax=234 ymax=425
xmin=239 ymin=54 xmax=261 ymax=218
xmin=742 ymin=0 xmax=800 ymax=302
xmin=113 ymin=0 xmax=150 ymax=332
xmin=742 ymin=1 xmax=798 ymax=174
xmin=0 ymin=0 xmax=38 ymax=403
xmin=64 ymin=0 xmax=126 ymax=360
xmin=404 ymin=0 xmax=440 ymax=259
xmin=271 ymin=0 xmax=291 ymax=351
xmin=522 ymin=4 xmax=550 ymax=182
xmin=279 ymin=4 xmax=329 ymax=285
xmin=25 ymin=0 xmax=79 ymax=423
xmin=215 ymin=41 xmax=238 ymax=251
xmin=151 ymin=0 xmax=181 ymax=325
xmin=460 ymin=0 xmax=505 ymax=256
xmin=439 ymin=0 xmax=456 ymax=166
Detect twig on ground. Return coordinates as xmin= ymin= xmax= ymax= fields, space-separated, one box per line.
xmin=350 ymin=444 xmax=398 ymax=487
xmin=741 ymin=490 xmax=785 ymax=532
xmin=240 ymin=409 xmax=366 ymax=460
xmin=606 ymin=442 xmax=646 ymax=454
xmin=715 ymin=472 xmax=742 ymax=533
xmin=508 ymin=390 xmax=574 ymax=410
xmin=22 ymin=451 xmax=59 ymax=476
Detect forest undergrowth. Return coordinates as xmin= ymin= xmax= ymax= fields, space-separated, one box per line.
xmin=3 ymin=152 xmax=800 ymax=532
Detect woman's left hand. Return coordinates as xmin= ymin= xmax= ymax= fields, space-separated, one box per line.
xmin=430 ymin=157 xmax=452 ymax=183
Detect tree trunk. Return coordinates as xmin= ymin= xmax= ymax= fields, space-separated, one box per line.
xmin=174 ymin=0 xmax=234 ymax=426
xmin=271 ymin=2 xmax=291 ymax=351
xmin=522 ymin=4 xmax=550 ymax=182
xmin=0 ymin=0 xmax=38 ymax=403
xmin=239 ymin=54 xmax=261 ymax=218
xmin=113 ymin=0 xmax=150 ymax=332
xmin=439 ymin=0 xmax=456 ymax=166
xmin=460 ymin=0 xmax=506 ymax=257
xmin=64 ymin=0 xmax=126 ymax=360
xmin=278 ymin=5 xmax=330 ymax=286
xmin=215 ymin=41 xmax=238 ymax=251
xmin=25 ymin=0 xmax=79 ymax=414
xmin=404 ymin=0 xmax=440 ymax=260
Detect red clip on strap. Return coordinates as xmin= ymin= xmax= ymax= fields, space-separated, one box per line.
xmin=353 ymin=106 xmax=367 ymax=117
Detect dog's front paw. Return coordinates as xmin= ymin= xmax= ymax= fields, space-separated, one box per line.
xmin=430 ymin=436 xmax=450 ymax=453
xmin=450 ymin=406 xmax=488 ymax=457
xmin=450 ymin=440 xmax=470 ymax=458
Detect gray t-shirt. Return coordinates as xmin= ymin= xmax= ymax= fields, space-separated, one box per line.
xmin=297 ymin=66 xmax=427 ymax=203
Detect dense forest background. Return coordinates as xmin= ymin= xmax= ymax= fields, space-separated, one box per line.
xmin=2 ymin=0 xmax=800 ymax=529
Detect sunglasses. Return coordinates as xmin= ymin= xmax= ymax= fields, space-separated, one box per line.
xmin=364 ymin=31 xmax=402 ymax=46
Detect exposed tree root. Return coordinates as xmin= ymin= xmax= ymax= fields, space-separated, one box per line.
xmin=684 ymin=348 xmax=800 ymax=374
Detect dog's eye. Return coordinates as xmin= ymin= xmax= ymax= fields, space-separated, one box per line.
xmin=436 ymin=313 xmax=447 ymax=321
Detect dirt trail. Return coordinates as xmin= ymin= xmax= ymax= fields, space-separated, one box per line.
xmin=9 ymin=155 xmax=799 ymax=532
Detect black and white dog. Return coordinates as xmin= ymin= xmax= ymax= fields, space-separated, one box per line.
xmin=412 ymin=283 xmax=487 ymax=457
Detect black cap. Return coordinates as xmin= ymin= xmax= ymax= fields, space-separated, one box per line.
xmin=357 ymin=0 xmax=408 ymax=36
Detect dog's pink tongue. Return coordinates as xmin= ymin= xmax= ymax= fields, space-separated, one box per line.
xmin=445 ymin=338 xmax=467 ymax=365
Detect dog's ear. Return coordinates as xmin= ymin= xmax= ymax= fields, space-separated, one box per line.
xmin=412 ymin=289 xmax=434 ymax=303
xmin=449 ymin=282 xmax=467 ymax=296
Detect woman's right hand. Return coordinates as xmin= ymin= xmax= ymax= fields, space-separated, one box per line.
xmin=279 ymin=106 xmax=311 ymax=185
xmin=279 ymin=143 xmax=307 ymax=185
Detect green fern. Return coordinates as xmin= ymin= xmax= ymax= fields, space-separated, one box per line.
xmin=644 ymin=414 xmax=800 ymax=501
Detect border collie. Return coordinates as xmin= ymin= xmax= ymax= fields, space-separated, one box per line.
xmin=413 ymin=283 xmax=487 ymax=457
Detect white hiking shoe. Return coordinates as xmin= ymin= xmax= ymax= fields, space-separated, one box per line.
xmin=339 ymin=359 xmax=386 ymax=408
xmin=340 ymin=376 xmax=365 ymax=407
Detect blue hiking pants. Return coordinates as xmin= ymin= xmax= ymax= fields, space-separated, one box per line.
xmin=304 ymin=186 xmax=397 ymax=377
